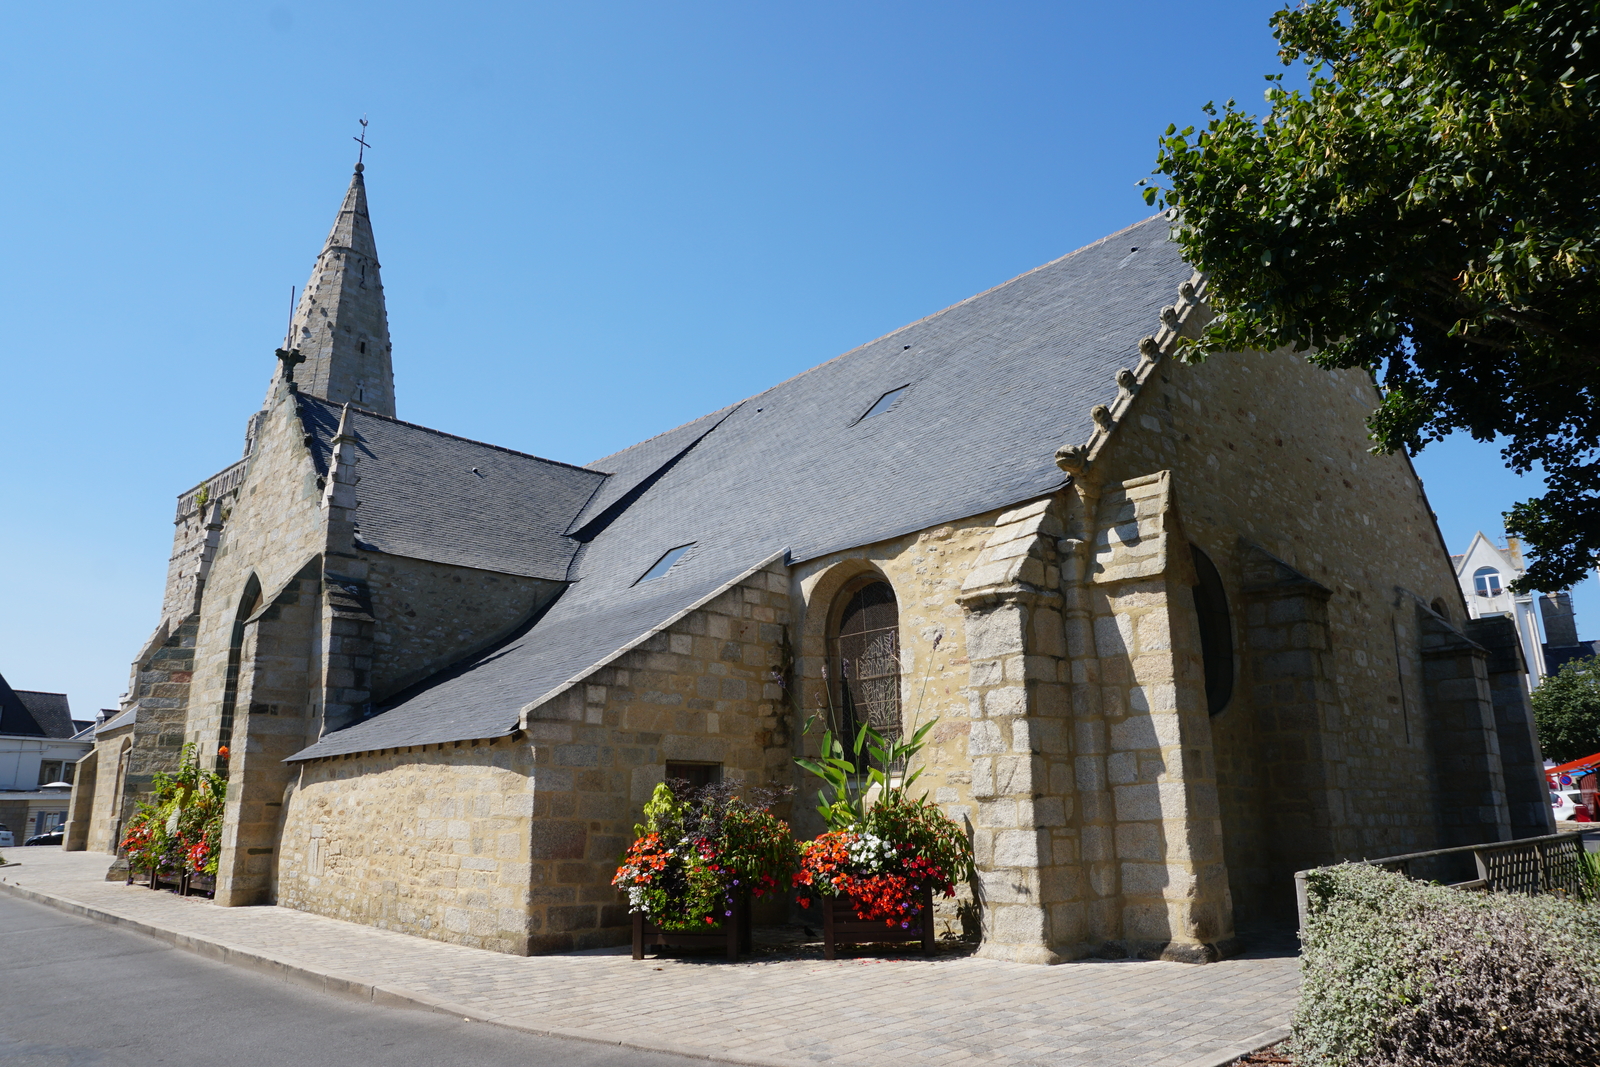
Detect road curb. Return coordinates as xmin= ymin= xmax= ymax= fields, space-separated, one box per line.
xmin=0 ymin=874 xmax=1286 ymax=1067
xmin=0 ymin=877 xmax=805 ymax=1067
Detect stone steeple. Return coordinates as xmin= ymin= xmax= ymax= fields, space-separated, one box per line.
xmin=275 ymin=164 xmax=396 ymax=416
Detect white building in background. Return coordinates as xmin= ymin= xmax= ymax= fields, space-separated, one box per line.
xmin=0 ymin=674 xmax=94 ymax=843
xmin=1452 ymin=532 xmax=1550 ymax=688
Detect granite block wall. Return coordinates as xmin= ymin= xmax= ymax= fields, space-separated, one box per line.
xmin=277 ymin=736 xmax=537 ymax=954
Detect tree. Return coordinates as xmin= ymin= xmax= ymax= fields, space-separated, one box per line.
xmin=1147 ymin=0 xmax=1600 ymax=591
xmin=1532 ymin=655 xmax=1600 ymax=763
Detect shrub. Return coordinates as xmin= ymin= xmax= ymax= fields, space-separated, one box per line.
xmin=1294 ymin=864 xmax=1600 ymax=1067
xmin=793 ymin=792 xmax=973 ymax=927
xmin=613 ymin=779 xmax=795 ymax=931
xmin=121 ymin=744 xmax=226 ymax=877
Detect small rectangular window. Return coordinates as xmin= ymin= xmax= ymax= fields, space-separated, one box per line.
xmin=665 ymin=762 xmax=722 ymax=792
xmin=860 ymin=385 xmax=909 ymax=421
xmin=638 ymin=544 xmax=693 ymax=583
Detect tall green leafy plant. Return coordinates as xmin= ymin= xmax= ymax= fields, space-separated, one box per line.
xmin=795 ymin=635 xmax=941 ymax=829
xmin=121 ymin=744 xmax=226 ymax=877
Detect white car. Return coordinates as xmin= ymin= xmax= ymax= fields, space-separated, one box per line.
xmin=1553 ymin=789 xmax=1588 ymax=820
xmin=0 ymin=824 xmax=12 ymax=849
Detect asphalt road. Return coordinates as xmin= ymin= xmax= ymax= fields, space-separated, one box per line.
xmin=0 ymin=894 xmax=708 ymax=1067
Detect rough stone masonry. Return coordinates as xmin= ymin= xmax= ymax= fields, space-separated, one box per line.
xmin=67 ymin=165 xmax=1553 ymax=966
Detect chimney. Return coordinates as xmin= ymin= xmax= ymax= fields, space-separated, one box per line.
xmin=1541 ymin=591 xmax=1580 ymax=647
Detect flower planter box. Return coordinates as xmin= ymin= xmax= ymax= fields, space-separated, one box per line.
xmin=180 ymin=871 xmax=215 ymax=898
xmin=822 ymin=882 xmax=934 ymax=959
xmin=126 ymin=864 xmax=177 ymax=890
xmin=632 ymin=893 xmax=752 ymax=962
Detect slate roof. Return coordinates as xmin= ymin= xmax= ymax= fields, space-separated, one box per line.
xmin=289 ymin=215 xmax=1191 ymax=760
xmin=0 ymin=674 xmax=77 ymax=739
xmin=16 ymin=692 xmax=75 ymax=738
xmin=99 ymin=708 xmax=137 ymax=734
xmin=296 ymin=399 xmax=607 ymax=581
xmin=0 ymin=673 xmax=40 ymax=737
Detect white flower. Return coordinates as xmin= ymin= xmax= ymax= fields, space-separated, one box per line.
xmin=848 ymin=831 xmax=894 ymax=872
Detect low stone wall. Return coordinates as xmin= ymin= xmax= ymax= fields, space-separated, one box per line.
xmin=277 ymin=736 xmax=538 ymax=954
xmin=276 ymin=560 xmax=795 ymax=956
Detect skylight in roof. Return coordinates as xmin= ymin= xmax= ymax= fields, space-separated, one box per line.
xmin=638 ymin=544 xmax=693 ymax=583
xmin=861 ymin=385 xmax=909 ymax=421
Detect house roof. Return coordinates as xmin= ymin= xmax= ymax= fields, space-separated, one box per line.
xmin=289 ymin=214 xmax=1192 ymax=761
xmin=1453 ymin=531 xmax=1523 ymax=580
xmin=0 ymin=674 xmax=39 ymax=737
xmin=0 ymin=675 xmax=76 ymax=739
xmin=296 ymin=399 xmax=607 ymax=581
xmin=16 ymin=692 xmax=75 ymax=738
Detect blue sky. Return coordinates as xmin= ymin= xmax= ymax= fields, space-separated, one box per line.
xmin=1 ymin=2 xmax=1589 ymax=714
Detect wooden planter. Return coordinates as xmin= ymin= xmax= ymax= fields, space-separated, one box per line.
xmin=822 ymin=883 xmax=935 ymax=959
xmin=632 ymin=893 xmax=752 ymax=961
xmin=180 ymin=871 xmax=215 ymax=898
xmin=125 ymin=863 xmax=205 ymax=895
xmin=125 ymin=863 xmax=174 ymax=890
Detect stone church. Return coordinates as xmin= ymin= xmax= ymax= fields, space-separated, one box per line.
xmin=66 ymin=163 xmax=1552 ymax=963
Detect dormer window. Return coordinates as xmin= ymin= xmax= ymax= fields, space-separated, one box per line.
xmin=860 ymin=386 xmax=910 ymax=421
xmin=638 ymin=544 xmax=693 ymax=583
xmin=1473 ymin=567 xmax=1502 ymax=597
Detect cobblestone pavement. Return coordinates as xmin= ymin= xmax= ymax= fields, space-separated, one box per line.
xmin=1 ymin=850 xmax=1299 ymax=1067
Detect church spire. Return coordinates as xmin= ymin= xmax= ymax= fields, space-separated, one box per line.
xmin=275 ymin=162 xmax=396 ymax=416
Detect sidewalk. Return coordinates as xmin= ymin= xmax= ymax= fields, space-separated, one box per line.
xmin=0 ymin=849 xmax=1297 ymax=1067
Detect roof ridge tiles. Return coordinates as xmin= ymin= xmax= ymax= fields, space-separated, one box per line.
xmin=718 ymin=214 xmax=1171 ymax=404
xmin=582 ymin=215 xmax=1169 ymax=474
xmin=299 ymin=394 xmax=602 ymax=474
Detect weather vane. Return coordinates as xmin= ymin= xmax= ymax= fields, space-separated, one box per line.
xmin=353 ymin=116 xmax=370 ymax=166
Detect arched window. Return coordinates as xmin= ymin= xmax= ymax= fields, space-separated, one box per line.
xmin=1473 ymin=567 xmax=1502 ymax=597
xmin=830 ymin=579 xmax=901 ymax=743
xmin=217 ymin=576 xmax=262 ymax=770
xmin=1189 ymin=546 xmax=1234 ymax=716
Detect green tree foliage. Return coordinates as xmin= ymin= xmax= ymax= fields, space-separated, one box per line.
xmin=1532 ymin=654 xmax=1600 ymax=762
xmin=1148 ymin=1 xmax=1600 ymax=591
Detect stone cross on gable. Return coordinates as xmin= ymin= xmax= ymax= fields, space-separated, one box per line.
xmin=275 ymin=346 xmax=306 ymax=387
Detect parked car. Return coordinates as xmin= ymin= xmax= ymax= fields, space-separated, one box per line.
xmin=1553 ymin=789 xmax=1589 ymax=821
xmin=0 ymin=824 xmax=12 ymax=848
xmin=23 ymin=830 xmax=63 ymax=846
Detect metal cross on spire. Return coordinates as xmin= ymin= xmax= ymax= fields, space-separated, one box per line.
xmin=353 ymin=116 xmax=370 ymax=166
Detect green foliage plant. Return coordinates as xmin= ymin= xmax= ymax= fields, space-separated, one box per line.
xmin=120 ymin=744 xmax=226 ymax=878
xmin=794 ymin=634 xmax=942 ymax=830
xmin=1579 ymin=847 xmax=1600 ymax=899
xmin=860 ymin=790 xmax=976 ymax=888
xmin=1532 ymin=654 xmax=1600 ymax=763
xmin=1295 ymin=863 xmax=1600 ymax=1067
xmin=791 ymin=634 xmax=975 ymax=923
xmin=613 ymin=778 xmax=796 ymax=932
xmin=1147 ymin=0 xmax=1600 ymax=592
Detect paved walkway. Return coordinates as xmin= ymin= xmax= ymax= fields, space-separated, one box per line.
xmin=0 ymin=850 xmax=1298 ymax=1067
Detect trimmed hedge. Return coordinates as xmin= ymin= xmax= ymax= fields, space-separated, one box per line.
xmin=1294 ymin=864 xmax=1600 ymax=1067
